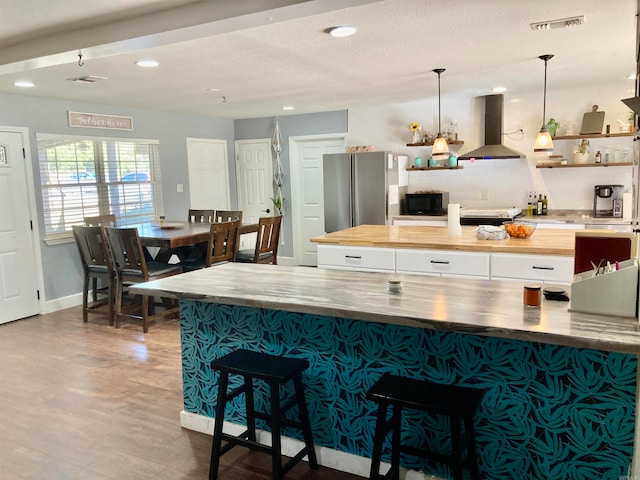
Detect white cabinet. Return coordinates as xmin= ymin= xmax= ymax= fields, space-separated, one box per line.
xmin=491 ymin=253 xmax=574 ymax=284
xmin=396 ymin=249 xmax=490 ymax=278
xmin=317 ymin=245 xmax=395 ymax=272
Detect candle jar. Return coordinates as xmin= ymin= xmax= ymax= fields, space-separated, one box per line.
xmin=523 ymin=285 xmax=542 ymax=307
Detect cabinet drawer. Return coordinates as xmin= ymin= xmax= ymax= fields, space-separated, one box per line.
xmin=491 ymin=253 xmax=574 ymax=283
xmin=317 ymin=245 xmax=395 ymax=272
xmin=396 ymin=249 xmax=490 ymax=277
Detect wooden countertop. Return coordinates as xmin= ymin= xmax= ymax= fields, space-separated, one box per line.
xmin=130 ymin=263 xmax=640 ymax=354
xmin=310 ymin=225 xmax=576 ymax=256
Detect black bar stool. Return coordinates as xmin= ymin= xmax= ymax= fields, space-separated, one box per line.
xmin=209 ymin=349 xmax=318 ymax=480
xmin=367 ymin=373 xmax=485 ymax=480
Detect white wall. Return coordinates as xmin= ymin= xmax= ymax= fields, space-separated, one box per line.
xmin=348 ymin=81 xmax=635 ymax=211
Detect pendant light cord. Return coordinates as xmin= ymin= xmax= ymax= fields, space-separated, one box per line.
xmin=542 ymin=58 xmax=547 ymax=122
xmin=433 ymin=68 xmax=445 ymax=134
xmin=538 ymin=54 xmax=553 ymax=124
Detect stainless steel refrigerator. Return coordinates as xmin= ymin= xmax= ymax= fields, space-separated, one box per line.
xmin=323 ymin=151 xmax=407 ymax=233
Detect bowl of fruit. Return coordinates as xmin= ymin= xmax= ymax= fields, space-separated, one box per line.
xmin=502 ymin=220 xmax=536 ymax=239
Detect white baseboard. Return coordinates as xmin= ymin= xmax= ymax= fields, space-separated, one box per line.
xmin=43 ymin=292 xmax=82 ymax=314
xmin=275 ymin=256 xmax=294 ymax=266
xmin=180 ymin=411 xmax=442 ymax=480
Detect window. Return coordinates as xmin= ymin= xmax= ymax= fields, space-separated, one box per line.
xmin=37 ymin=134 xmax=163 ymax=240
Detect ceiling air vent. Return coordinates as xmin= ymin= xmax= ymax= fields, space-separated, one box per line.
xmin=66 ymin=75 xmax=108 ymax=83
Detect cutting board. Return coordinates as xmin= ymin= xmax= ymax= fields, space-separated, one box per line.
xmin=580 ymin=105 xmax=605 ymax=135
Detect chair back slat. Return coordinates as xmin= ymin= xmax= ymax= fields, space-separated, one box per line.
xmin=188 ymin=209 xmax=215 ymax=223
xmin=72 ymin=225 xmax=112 ymax=269
xmin=213 ymin=210 xmax=243 ymax=223
xmin=207 ymin=219 xmax=241 ymax=266
xmin=254 ymin=215 xmax=282 ymax=264
xmin=84 ymin=214 xmax=117 ymax=227
xmin=103 ymin=227 xmax=148 ymax=278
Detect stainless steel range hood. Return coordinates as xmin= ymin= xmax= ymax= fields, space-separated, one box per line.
xmin=458 ymin=94 xmax=526 ymax=160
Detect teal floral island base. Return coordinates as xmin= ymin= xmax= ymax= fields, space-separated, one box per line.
xmin=179 ymin=301 xmax=636 ymax=480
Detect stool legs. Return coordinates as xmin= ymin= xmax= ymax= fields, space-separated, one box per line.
xmin=450 ymin=415 xmax=463 ymax=480
xmin=293 ymin=376 xmax=318 ymax=468
xmin=269 ymin=381 xmax=283 ymax=479
xmin=209 ymin=371 xmax=229 ymax=480
xmin=209 ymin=371 xmax=317 ymax=480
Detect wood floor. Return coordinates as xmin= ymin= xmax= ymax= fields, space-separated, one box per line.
xmin=0 ymin=307 xmax=364 ymax=480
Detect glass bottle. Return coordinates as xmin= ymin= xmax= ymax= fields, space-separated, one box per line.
xmin=536 ymin=194 xmax=543 ymax=215
xmin=542 ymin=195 xmax=548 ymax=216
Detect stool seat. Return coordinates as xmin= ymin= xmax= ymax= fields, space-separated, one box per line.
xmin=367 ymin=374 xmax=484 ymax=417
xmin=367 ymin=373 xmax=484 ymax=480
xmin=209 ymin=349 xmax=318 ymax=480
xmin=211 ymin=349 xmax=309 ymax=382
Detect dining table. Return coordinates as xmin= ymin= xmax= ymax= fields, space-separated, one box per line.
xmin=132 ymin=221 xmax=258 ymax=263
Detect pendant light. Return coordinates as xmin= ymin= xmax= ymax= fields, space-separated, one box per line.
xmin=432 ymin=68 xmax=449 ymax=160
xmin=534 ymin=54 xmax=554 ymax=155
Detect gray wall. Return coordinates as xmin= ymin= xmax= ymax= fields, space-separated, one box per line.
xmin=0 ymin=92 xmax=235 ymax=301
xmin=1 ymin=91 xmax=347 ymax=302
xmin=234 ymin=110 xmax=348 ymax=257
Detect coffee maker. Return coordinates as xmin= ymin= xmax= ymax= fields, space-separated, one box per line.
xmin=593 ymin=185 xmax=624 ymax=217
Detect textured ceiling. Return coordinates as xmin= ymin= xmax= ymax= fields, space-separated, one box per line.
xmin=0 ymin=0 xmax=636 ymax=119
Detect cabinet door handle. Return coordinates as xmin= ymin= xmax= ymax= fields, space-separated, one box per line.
xmin=532 ymin=265 xmax=554 ymax=271
xmin=430 ymin=260 xmax=450 ymax=265
xmin=345 ymin=255 xmax=362 ymax=259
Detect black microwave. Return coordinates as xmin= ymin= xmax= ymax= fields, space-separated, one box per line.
xmin=405 ymin=192 xmax=449 ymax=215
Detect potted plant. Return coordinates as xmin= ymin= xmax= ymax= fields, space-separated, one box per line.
xmin=572 ymin=139 xmax=590 ymax=164
xmin=545 ymin=118 xmax=559 ymax=137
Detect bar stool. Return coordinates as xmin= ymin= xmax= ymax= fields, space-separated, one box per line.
xmin=209 ymin=349 xmax=318 ymax=480
xmin=367 ymin=373 xmax=485 ymax=480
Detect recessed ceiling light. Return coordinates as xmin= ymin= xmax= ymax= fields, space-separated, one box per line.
xmin=492 ymin=86 xmax=507 ymax=93
xmin=206 ymin=88 xmax=220 ymax=92
xmin=282 ymin=106 xmax=295 ymax=111
xmin=135 ymin=59 xmax=159 ymax=68
xmin=329 ymin=26 xmax=357 ymax=38
xmin=14 ymin=80 xmax=34 ymax=88
xmin=628 ymin=73 xmax=636 ymax=80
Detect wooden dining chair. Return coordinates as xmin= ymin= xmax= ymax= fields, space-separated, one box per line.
xmin=180 ymin=219 xmax=241 ymax=272
xmin=72 ymin=225 xmax=116 ymax=325
xmin=188 ymin=209 xmax=215 ymax=223
xmin=235 ymin=215 xmax=282 ymax=265
xmin=213 ymin=210 xmax=243 ymax=223
xmin=84 ymin=214 xmax=117 ymax=227
xmin=103 ymin=226 xmax=183 ymax=333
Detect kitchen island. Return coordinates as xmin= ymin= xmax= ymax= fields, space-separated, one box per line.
xmin=311 ymin=225 xmax=578 ymax=283
xmin=132 ymin=263 xmax=639 ymax=480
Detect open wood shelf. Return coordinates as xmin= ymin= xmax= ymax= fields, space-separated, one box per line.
xmin=407 ymin=166 xmax=464 ymax=171
xmin=536 ymin=162 xmax=633 ymax=169
xmin=407 ymin=140 xmax=464 ymax=147
xmin=552 ymin=132 xmax=634 ymax=140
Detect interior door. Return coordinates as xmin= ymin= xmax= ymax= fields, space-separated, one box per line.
xmin=186 ymin=138 xmax=230 ymax=210
xmin=235 ymin=139 xmax=273 ymax=250
xmin=291 ymin=137 xmax=346 ymax=265
xmin=0 ymin=131 xmax=39 ymax=324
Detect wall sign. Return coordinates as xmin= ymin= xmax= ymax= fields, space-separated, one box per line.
xmin=68 ymin=111 xmax=133 ymax=130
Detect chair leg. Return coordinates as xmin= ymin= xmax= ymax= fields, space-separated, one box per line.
xmin=82 ymin=274 xmax=90 ymax=323
xmin=107 ymin=275 xmax=115 ymax=326
xmin=91 ymin=277 xmax=98 ymax=303
xmin=209 ymin=372 xmax=229 ymax=480
xmin=114 ymin=278 xmax=123 ymax=329
xmin=142 ymin=295 xmax=150 ymax=333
